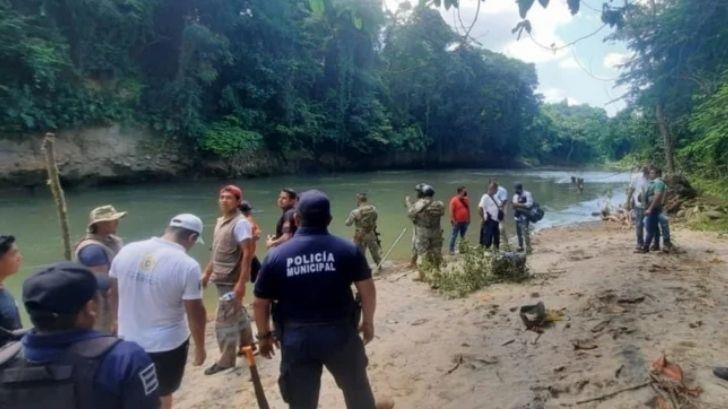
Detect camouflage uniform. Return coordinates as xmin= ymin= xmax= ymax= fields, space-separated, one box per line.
xmin=406 ymin=196 xmax=445 ymax=278
xmin=345 ymin=204 xmax=381 ymax=265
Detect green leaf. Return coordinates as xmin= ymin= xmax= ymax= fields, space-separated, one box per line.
xmin=517 ymin=0 xmax=535 ymax=19
xmin=353 ymin=15 xmax=363 ymax=30
xmin=309 ymin=0 xmax=325 ymax=16
xmin=567 ymin=0 xmax=580 ymax=14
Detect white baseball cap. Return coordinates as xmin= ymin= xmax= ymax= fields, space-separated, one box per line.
xmin=169 ymin=213 xmax=205 ymax=244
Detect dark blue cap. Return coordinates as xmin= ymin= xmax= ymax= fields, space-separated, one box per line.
xmin=23 ymin=261 xmax=110 ymax=316
xmin=296 ymin=189 xmax=331 ymax=225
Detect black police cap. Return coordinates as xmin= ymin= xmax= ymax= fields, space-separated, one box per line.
xmin=23 ymin=261 xmax=109 ymax=316
xmin=296 ymin=189 xmax=331 ymax=223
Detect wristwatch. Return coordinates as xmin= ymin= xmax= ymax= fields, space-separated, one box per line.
xmin=255 ymin=331 xmax=273 ymax=341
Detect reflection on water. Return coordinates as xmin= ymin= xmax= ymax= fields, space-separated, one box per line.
xmin=0 ymin=168 xmax=629 ymax=314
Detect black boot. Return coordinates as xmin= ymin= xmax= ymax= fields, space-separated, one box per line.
xmin=714 ymin=367 xmax=728 ymax=381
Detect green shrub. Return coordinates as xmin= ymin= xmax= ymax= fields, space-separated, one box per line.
xmin=201 ymin=116 xmax=263 ymax=157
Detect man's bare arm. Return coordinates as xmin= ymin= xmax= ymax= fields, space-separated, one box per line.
xmin=253 ymin=297 xmax=276 ymax=358
xmin=233 ymin=239 xmax=253 ymax=301
xmin=184 ymin=299 xmax=207 ymax=366
xmin=354 ymin=278 xmax=376 ymax=344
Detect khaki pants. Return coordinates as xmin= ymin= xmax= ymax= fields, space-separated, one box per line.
xmin=214 ymin=283 xmax=254 ymax=368
xmin=354 ymin=231 xmax=381 ymax=265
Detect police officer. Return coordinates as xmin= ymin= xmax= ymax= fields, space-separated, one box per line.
xmin=253 ymin=190 xmax=378 ymax=409
xmin=0 ymin=262 xmax=160 ymax=409
xmin=344 ymin=193 xmax=382 ymax=267
xmin=405 ymin=183 xmax=445 ymax=281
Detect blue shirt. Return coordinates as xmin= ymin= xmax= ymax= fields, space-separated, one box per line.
xmin=0 ymin=287 xmax=22 ymax=347
xmin=77 ymin=244 xmax=110 ymax=267
xmin=255 ymin=227 xmax=371 ymax=323
xmin=22 ymin=330 xmax=159 ymax=409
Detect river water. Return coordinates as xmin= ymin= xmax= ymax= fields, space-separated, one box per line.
xmin=0 ymin=168 xmax=629 ymax=314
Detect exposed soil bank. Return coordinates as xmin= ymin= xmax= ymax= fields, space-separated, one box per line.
xmin=0 ymin=126 xmax=524 ymax=188
xmin=174 ymin=222 xmax=728 ymax=408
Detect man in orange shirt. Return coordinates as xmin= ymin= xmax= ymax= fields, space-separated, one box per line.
xmin=448 ymin=186 xmax=470 ymax=254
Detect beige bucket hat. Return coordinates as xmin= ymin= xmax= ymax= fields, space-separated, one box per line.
xmin=88 ymin=205 xmax=127 ymax=230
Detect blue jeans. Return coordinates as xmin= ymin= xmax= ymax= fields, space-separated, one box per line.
xmin=643 ymin=209 xmax=661 ymax=250
xmin=480 ymin=219 xmax=500 ymax=249
xmin=279 ymin=323 xmax=375 ymax=409
xmin=634 ymin=207 xmax=645 ymax=247
xmin=515 ymin=215 xmax=531 ymax=250
xmin=655 ymin=212 xmax=671 ymax=245
xmin=449 ymin=222 xmax=469 ymax=253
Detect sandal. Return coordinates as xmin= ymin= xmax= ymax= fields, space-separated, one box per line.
xmin=204 ymin=363 xmax=232 ymax=376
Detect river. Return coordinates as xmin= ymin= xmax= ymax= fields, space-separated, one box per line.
xmin=0 ymin=168 xmax=629 ymax=316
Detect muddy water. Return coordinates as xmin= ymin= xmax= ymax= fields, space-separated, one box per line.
xmin=0 ymin=168 xmax=628 ymax=315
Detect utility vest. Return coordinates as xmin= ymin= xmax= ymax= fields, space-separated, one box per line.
xmin=73 ymin=234 xmax=123 ymax=268
xmin=0 ymin=336 xmax=120 ymax=409
xmin=211 ymin=211 xmax=244 ymax=285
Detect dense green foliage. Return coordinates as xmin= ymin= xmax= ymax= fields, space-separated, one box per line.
xmin=1 ymin=0 xmax=725 ymax=181
xmin=605 ymin=0 xmax=728 ymax=183
xmin=0 ymin=0 xmax=601 ymax=167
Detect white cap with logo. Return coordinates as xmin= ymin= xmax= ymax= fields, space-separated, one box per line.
xmin=169 ymin=214 xmax=205 ymax=244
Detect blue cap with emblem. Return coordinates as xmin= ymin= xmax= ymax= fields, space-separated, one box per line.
xmin=296 ymin=189 xmax=331 ymax=226
xmin=23 ymin=261 xmax=110 ymax=316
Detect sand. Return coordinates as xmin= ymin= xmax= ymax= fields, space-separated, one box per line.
xmin=174 ymin=222 xmax=728 ymax=408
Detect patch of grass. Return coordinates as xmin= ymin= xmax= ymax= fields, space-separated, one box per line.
xmin=428 ymin=241 xmax=529 ymax=298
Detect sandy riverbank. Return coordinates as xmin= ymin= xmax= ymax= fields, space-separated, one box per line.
xmin=174 ymin=222 xmax=728 ymax=409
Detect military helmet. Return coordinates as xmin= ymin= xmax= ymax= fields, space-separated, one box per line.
xmin=415 ymin=183 xmax=435 ymax=197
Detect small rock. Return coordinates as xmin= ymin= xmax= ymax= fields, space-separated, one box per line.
xmin=706 ymin=210 xmax=724 ymax=220
xmin=531 ymin=292 xmax=540 ymax=298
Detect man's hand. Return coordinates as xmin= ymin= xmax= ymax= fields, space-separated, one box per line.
xmin=359 ymin=321 xmax=374 ymax=344
xmin=266 ymin=234 xmax=276 ymax=249
xmin=192 ymin=345 xmax=206 ymax=366
xmin=233 ymin=282 xmax=245 ymax=303
xmin=201 ymin=273 xmax=211 ymax=289
xmin=259 ymin=337 xmax=277 ymax=359
xmin=645 ymin=207 xmax=653 ymax=215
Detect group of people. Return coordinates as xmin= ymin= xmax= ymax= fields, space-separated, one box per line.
xmin=0 ymin=186 xmax=389 ymax=409
xmin=627 ymin=165 xmax=673 ymax=253
xmin=0 ymin=179 xmax=540 ymax=409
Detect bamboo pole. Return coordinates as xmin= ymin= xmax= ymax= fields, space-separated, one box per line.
xmin=42 ymin=133 xmax=72 ymax=260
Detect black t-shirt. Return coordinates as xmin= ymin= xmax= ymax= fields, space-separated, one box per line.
xmin=254 ymin=227 xmax=372 ymax=324
xmin=275 ymin=208 xmax=297 ymax=239
xmin=0 ymin=287 xmax=22 ymax=346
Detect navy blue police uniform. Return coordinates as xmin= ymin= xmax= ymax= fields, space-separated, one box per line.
xmin=255 ymin=190 xmax=376 ymax=409
xmin=20 ymin=329 xmax=160 ymax=409
xmin=0 ymin=261 xmax=160 ymax=409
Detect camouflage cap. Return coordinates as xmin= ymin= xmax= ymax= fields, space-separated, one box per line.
xmin=88 ymin=205 xmax=127 ymax=229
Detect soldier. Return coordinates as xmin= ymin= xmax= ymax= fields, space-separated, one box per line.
xmin=405 ymin=183 xmax=445 ymax=281
xmin=344 ymin=193 xmax=381 ymax=267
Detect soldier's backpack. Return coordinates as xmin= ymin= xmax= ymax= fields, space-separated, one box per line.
xmin=0 ymin=336 xmax=120 ymax=409
xmin=528 ymin=202 xmax=545 ymax=223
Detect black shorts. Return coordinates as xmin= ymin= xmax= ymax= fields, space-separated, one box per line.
xmin=148 ymin=339 xmax=189 ymax=396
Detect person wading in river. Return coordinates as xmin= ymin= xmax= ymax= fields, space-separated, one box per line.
xmin=74 ymin=205 xmax=127 ymax=334
xmin=266 ymin=188 xmax=298 ymax=249
xmin=201 ymin=185 xmax=256 ymax=375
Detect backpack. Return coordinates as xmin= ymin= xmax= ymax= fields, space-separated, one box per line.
xmin=0 ymin=336 xmax=120 ymax=409
xmin=528 ymin=202 xmax=545 ymax=223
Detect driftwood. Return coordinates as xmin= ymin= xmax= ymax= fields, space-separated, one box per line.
xmin=575 ymin=381 xmax=651 ymax=405
xmin=42 ymin=133 xmax=72 ymax=260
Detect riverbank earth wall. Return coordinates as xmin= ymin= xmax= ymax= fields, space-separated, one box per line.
xmin=0 ymin=125 xmax=523 ymax=188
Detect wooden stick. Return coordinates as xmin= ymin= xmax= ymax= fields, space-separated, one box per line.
xmin=575 ymin=381 xmax=651 ymax=405
xmin=376 ymin=227 xmax=407 ymax=271
xmin=243 ymin=346 xmax=270 ymax=409
xmin=42 ymin=133 xmax=72 ymax=260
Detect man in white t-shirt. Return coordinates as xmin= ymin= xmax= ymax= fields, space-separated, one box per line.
xmin=201 ymin=185 xmax=255 ymax=375
xmin=492 ymin=179 xmax=510 ymax=251
xmin=512 ymin=183 xmax=534 ymax=253
xmin=478 ymin=182 xmax=502 ymax=250
xmin=626 ymin=166 xmax=649 ymax=250
xmin=110 ymin=214 xmax=208 ymax=409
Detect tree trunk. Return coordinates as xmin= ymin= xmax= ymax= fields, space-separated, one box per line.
xmin=655 ymin=102 xmax=676 ymax=175
xmin=42 ymin=133 xmax=72 ymax=260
